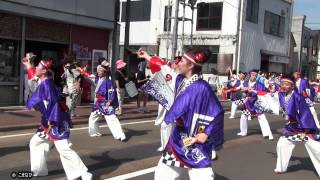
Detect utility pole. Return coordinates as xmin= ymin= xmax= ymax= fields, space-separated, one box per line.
xmin=123 ymin=0 xmax=131 ymax=63
xmin=181 ymin=0 xmax=186 ymax=50
xmin=112 ymin=0 xmax=120 ymax=78
xmin=172 ymin=0 xmax=179 ymax=61
xmin=235 ymin=0 xmax=242 ymax=74
xmin=166 ymin=0 xmax=172 ymax=60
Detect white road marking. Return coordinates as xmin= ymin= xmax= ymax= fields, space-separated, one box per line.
xmin=105 ymin=167 xmax=156 ymax=180
xmin=0 ymin=109 xmax=242 ymax=139
xmin=0 ymin=119 xmax=155 ymax=139
xmin=4 ymin=109 xmax=30 ymax=113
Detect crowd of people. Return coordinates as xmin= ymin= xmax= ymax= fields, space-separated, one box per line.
xmin=20 ymin=46 xmax=320 ymax=179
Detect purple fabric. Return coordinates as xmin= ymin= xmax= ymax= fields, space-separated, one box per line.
xmin=92 ymin=77 xmax=119 ymax=115
xmin=296 ymin=79 xmax=315 ymax=101
xmin=279 ymin=91 xmax=319 ymax=140
xmin=164 ymin=76 xmax=224 ymax=168
xmin=231 ymin=80 xmax=248 ymax=101
xmin=243 ymin=82 xmax=269 ymax=115
xmin=26 ymin=79 xmax=71 ymax=140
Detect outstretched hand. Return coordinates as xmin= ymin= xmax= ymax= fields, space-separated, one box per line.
xmin=137 ymin=48 xmax=152 ymax=61
xmin=22 ymin=55 xmax=32 ymax=69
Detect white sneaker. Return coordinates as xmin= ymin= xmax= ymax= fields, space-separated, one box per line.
xmin=237 ymin=132 xmax=247 ymax=136
xmin=81 ymin=172 xmax=92 ymax=180
xmin=229 ymin=116 xmax=235 ymax=119
xmin=157 ymin=147 xmax=164 ymax=152
xmin=120 ymin=135 xmax=126 ymax=141
xmin=269 ymin=136 xmax=274 ymax=141
xmin=90 ymin=133 xmax=102 ymax=137
xmin=211 ymin=150 xmax=217 ymax=160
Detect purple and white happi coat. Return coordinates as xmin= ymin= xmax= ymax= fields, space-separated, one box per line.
xmin=91 ymin=76 xmax=119 ymax=116
xmin=27 ymin=79 xmax=71 ymax=141
xmin=241 ymin=81 xmax=270 ymax=117
xmin=230 ymin=80 xmax=249 ymax=106
xmin=161 ymin=74 xmax=224 ymax=168
xmin=278 ymin=90 xmax=320 ymax=141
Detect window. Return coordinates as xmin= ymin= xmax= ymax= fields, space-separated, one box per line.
xmin=196 ymin=2 xmax=223 ymax=31
xmin=264 ymin=11 xmax=285 ymax=37
xmin=0 ymin=39 xmax=19 ymax=82
xmin=163 ymin=6 xmax=172 ymax=32
xmin=121 ymin=0 xmax=151 ymax=22
xmin=246 ymin=0 xmax=259 ymax=23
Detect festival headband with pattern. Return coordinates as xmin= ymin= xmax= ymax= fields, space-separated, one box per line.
xmin=39 ymin=60 xmax=53 ymax=70
xmin=182 ymin=51 xmax=202 ymax=66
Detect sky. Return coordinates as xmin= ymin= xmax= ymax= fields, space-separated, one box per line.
xmin=293 ymin=0 xmax=320 ymax=30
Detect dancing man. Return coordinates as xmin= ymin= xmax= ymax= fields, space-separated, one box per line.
xmin=237 ymin=70 xmax=274 ymax=140
xmin=138 ymin=47 xmax=224 ymax=180
xmin=86 ymin=60 xmax=126 ymax=141
xmin=274 ymin=75 xmax=320 ymax=177
xmin=23 ymin=57 xmax=92 ymax=180
xmin=226 ymin=71 xmax=248 ymax=119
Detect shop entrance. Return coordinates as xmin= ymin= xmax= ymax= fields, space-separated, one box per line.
xmin=25 ymin=40 xmax=68 ymax=90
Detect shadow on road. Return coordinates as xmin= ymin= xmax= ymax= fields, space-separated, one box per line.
xmin=89 ymin=151 xmax=135 ymax=179
xmin=122 ymin=128 xmax=152 ymax=142
xmin=266 ymin=151 xmax=318 ymax=177
xmin=215 ymin=173 xmax=230 ymax=180
xmin=0 ymin=144 xmax=29 ymax=157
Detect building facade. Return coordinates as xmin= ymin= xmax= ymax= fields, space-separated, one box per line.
xmin=292 ymin=16 xmax=320 ymax=80
xmin=0 ymin=0 xmax=117 ymax=105
xmin=119 ymin=0 xmax=292 ymax=75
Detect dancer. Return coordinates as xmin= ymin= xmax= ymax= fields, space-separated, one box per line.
xmin=237 ymin=70 xmax=274 ymax=140
xmin=274 ymin=75 xmax=320 ymax=177
xmin=23 ymin=58 xmax=92 ymax=180
xmin=226 ymin=71 xmax=248 ymax=119
xmin=139 ymin=48 xmax=224 ymax=180
xmin=87 ymin=60 xmax=126 ymax=141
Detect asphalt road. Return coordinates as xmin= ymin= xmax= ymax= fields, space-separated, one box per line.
xmin=0 ymin=107 xmax=319 ymax=180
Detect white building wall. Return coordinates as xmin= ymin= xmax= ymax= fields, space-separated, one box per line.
xmin=239 ymin=0 xmax=291 ymax=71
xmin=158 ymin=0 xmax=238 ymax=60
xmin=119 ymin=0 xmax=162 ymax=46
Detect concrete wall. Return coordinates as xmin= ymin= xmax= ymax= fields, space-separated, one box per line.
xmin=0 ymin=0 xmax=115 ymax=29
xmin=239 ymin=0 xmax=291 ymax=71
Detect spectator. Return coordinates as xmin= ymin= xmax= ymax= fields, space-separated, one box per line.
xmin=207 ymin=68 xmax=219 ymax=93
xmin=136 ymin=61 xmax=150 ymax=113
xmin=61 ymin=61 xmax=82 ymax=118
xmin=114 ymin=59 xmax=128 ymax=115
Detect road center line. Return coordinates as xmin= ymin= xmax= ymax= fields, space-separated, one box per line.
xmin=0 ymin=119 xmax=155 ymax=139
xmin=105 ymin=167 xmax=156 ymax=180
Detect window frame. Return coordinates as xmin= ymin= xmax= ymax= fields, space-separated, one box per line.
xmin=246 ymin=0 xmax=259 ymax=24
xmin=264 ymin=11 xmax=285 ymax=38
xmin=196 ymin=2 xmax=223 ymax=31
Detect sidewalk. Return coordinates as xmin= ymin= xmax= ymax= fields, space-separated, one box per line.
xmin=0 ymin=100 xmax=231 ymax=131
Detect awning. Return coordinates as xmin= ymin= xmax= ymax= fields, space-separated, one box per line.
xmin=260 ymin=49 xmax=289 ymax=64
